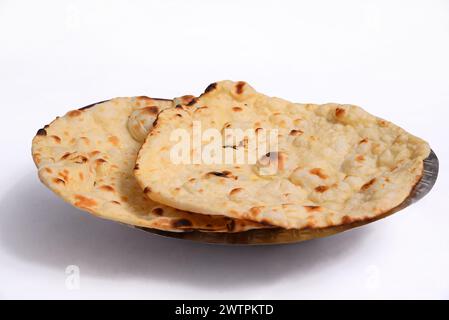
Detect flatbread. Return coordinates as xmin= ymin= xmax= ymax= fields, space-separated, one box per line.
xmin=32 ymin=96 xmax=265 ymax=232
xmin=135 ymin=81 xmax=430 ymax=229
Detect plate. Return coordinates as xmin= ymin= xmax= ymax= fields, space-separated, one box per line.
xmin=135 ymin=150 xmax=438 ymax=245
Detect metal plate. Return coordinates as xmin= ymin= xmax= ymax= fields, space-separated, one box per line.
xmin=135 ymin=149 xmax=439 ymax=245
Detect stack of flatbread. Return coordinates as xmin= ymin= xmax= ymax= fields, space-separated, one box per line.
xmin=32 ymin=81 xmax=430 ymax=237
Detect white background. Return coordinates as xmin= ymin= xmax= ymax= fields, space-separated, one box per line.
xmin=0 ymin=0 xmax=448 ymax=300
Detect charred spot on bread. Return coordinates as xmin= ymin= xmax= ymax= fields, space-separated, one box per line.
xmin=315 ymin=185 xmax=329 ymax=193
xmin=204 ymin=82 xmax=217 ymax=94
xmin=236 ymin=81 xmax=245 ymax=94
xmin=186 ymin=98 xmax=198 ymax=106
xmin=305 ymin=206 xmax=321 ymax=213
xmin=152 ymin=208 xmax=164 ymax=216
xmin=289 ymin=129 xmax=303 ymax=136
xmin=335 ymin=107 xmax=345 ymax=118
xmin=68 ymin=110 xmax=82 ymax=117
xmin=310 ymin=168 xmax=328 ymax=179
xmin=36 ymin=128 xmax=48 ymax=136
xmin=361 ymin=178 xmax=376 ymax=191
xmin=207 ymin=171 xmax=233 ymax=178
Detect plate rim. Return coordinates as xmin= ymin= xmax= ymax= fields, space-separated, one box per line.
xmin=135 ymin=149 xmax=439 ymax=246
